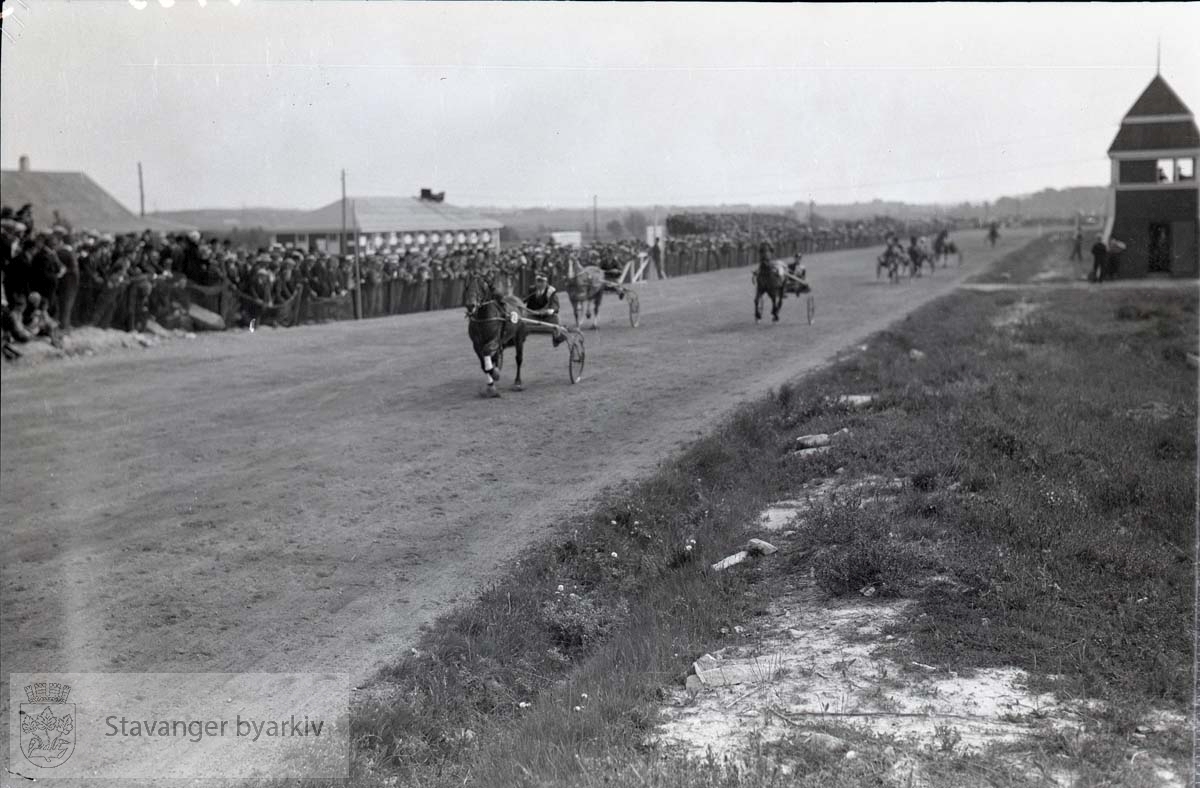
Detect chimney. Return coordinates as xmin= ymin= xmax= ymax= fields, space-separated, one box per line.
xmin=18 ymin=155 xmax=30 ymax=172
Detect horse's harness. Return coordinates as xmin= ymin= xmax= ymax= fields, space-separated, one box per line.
xmin=466 ymin=297 xmax=518 ymax=326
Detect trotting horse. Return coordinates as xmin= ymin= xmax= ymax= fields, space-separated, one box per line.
xmin=566 ymin=261 xmax=627 ymax=329
xmin=463 ymin=273 xmax=527 ymax=397
xmin=753 ymin=257 xmax=787 ymax=322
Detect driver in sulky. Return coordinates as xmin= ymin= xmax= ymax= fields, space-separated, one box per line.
xmin=523 ymin=272 xmax=565 ymax=346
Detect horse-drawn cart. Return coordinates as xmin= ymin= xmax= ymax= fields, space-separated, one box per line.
xmin=518 ymin=312 xmax=587 ymax=383
xmin=782 ymin=271 xmax=815 ymax=325
xmin=752 ymin=262 xmax=815 ymax=324
xmin=465 ymin=274 xmax=586 ymax=396
xmin=566 ymin=265 xmax=640 ymax=329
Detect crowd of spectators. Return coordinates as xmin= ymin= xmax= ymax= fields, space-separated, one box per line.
xmin=1 ymin=202 xmax=652 ymax=351
xmin=662 ymin=211 xmax=972 ymax=266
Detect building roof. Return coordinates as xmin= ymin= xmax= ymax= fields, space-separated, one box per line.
xmin=1125 ymin=74 xmax=1192 ymax=118
xmin=1109 ymin=74 xmax=1200 ymax=154
xmin=1108 ymin=121 xmax=1200 ymax=154
xmin=272 ymin=196 xmax=503 ymax=234
xmin=0 ymin=169 xmax=195 ymax=233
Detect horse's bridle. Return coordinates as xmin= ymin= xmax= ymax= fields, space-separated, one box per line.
xmin=466 ymin=297 xmax=512 ymax=324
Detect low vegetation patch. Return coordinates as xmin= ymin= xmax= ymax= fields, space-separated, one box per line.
xmin=968 ymin=231 xmax=1080 ymax=284
xmin=306 ymin=238 xmax=1195 ymax=787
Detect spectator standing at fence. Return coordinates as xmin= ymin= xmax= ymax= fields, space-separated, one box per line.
xmin=54 ymin=230 xmax=80 ymax=330
xmin=1070 ymin=229 xmax=1083 ymax=262
xmin=2 ymin=220 xmax=33 ymax=303
xmin=650 ymin=237 xmax=666 ymax=280
xmin=180 ymin=230 xmax=206 ymax=283
xmin=32 ymin=231 xmax=64 ymax=310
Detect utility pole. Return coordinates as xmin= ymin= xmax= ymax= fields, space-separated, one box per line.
xmin=808 ymin=199 xmax=815 ymax=226
xmin=352 ymin=199 xmax=362 ymax=320
xmin=592 ymin=195 xmax=598 ymax=242
xmin=137 ymin=162 xmax=145 ymax=217
xmin=340 ymin=169 xmax=347 ymax=257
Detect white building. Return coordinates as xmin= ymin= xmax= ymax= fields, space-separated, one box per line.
xmin=269 ymin=193 xmax=502 ymax=255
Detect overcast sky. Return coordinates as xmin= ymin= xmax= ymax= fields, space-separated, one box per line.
xmin=2 ymin=2 xmax=1199 ymax=211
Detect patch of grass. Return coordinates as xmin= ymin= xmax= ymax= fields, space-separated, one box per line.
xmin=967 ymin=232 xmax=1078 ymax=284
xmin=302 ymin=238 xmax=1194 ymax=787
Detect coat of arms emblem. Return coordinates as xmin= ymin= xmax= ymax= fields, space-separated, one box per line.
xmin=19 ymin=682 xmax=75 ymax=767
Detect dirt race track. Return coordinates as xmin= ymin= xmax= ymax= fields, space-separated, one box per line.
xmin=1 ymin=230 xmax=1032 ymax=735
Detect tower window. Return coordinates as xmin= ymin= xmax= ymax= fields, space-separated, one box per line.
xmin=1176 ymin=158 xmax=1195 ymax=181
xmin=1120 ymin=159 xmax=1158 ymax=183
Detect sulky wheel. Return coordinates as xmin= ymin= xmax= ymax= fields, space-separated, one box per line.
xmin=627 ymin=290 xmax=640 ymax=328
xmin=806 ymin=294 xmax=815 ymax=325
xmin=568 ymin=333 xmax=586 ymax=384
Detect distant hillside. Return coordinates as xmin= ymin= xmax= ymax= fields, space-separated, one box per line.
xmin=808 ymin=187 xmax=1109 ymax=223
xmin=148 ymin=208 xmax=307 ymax=233
xmin=148 ymin=185 xmax=1111 ymax=240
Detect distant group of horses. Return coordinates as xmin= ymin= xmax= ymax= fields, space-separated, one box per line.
xmin=876 ymin=232 xmax=964 ymax=283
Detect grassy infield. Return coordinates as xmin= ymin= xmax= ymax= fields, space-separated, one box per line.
xmin=328 ymin=235 xmax=1196 ymax=787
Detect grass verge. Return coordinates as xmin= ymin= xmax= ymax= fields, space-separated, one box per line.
xmin=306 ymin=237 xmax=1196 ymax=787
xmin=967 ymin=229 xmax=1082 ymax=284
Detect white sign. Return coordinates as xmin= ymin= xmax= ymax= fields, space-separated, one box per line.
xmin=550 ymin=231 xmax=582 ymax=248
xmin=646 ymin=225 xmax=666 ymax=246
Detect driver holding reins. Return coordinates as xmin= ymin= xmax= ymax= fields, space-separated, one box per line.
xmin=524 ymin=272 xmax=565 ymax=347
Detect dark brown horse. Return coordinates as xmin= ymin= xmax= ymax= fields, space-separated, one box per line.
xmin=464 ymin=273 xmax=527 ymax=397
xmin=753 ymin=259 xmax=787 ymax=322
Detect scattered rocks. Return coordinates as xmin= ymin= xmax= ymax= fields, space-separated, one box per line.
xmin=836 ymin=394 xmax=874 ymax=408
xmin=693 ymin=654 xmax=719 ymax=673
xmin=795 ymin=433 xmax=830 ymax=448
xmin=711 ymin=551 xmax=749 ymax=571
xmin=746 ymin=538 xmax=777 ymax=556
xmin=685 ymin=674 xmax=704 ymax=693
xmin=713 ymin=537 xmax=781 ymax=570
xmin=694 ymin=663 xmax=773 ymax=688
xmin=804 ymin=732 xmax=850 ymax=754
xmin=909 ymin=348 xmax=926 ymax=361
xmin=789 ymin=446 xmax=831 ymax=459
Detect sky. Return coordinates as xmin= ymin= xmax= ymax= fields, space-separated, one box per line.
xmin=2 ymin=1 xmax=1199 ymax=211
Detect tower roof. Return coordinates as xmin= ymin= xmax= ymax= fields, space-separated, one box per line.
xmin=1124 ymin=74 xmax=1192 ymax=118
xmin=1109 ymin=74 xmax=1199 ymax=154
